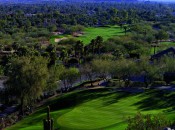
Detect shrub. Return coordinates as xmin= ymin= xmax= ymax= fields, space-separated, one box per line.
xmin=130 ymin=81 xmax=146 ymax=88
xmin=151 ymin=81 xmax=166 ymax=87
xmin=126 ymin=112 xmax=172 ymax=130
xmin=170 ymin=81 xmax=175 ymax=85
xmin=107 ymin=79 xmax=125 ymax=87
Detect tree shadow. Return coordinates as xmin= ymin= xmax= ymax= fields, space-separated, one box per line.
xmin=133 ymin=90 xmax=175 ymax=111
xmin=102 ymin=92 xmax=132 ymax=106
xmin=48 ymin=88 xmax=113 ymax=111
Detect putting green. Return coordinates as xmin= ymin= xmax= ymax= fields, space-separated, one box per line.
xmin=6 ymin=89 xmax=175 ymax=130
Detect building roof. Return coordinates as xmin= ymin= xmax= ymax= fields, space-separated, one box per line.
xmin=151 ymin=47 xmax=175 ymax=60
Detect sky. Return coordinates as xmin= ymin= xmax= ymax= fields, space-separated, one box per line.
xmin=150 ymin=0 xmax=175 ymax=1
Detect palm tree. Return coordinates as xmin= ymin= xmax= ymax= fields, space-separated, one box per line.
xmin=123 ymin=26 xmax=127 ymax=35
xmin=74 ymin=40 xmax=84 ymax=58
xmin=95 ymin=36 xmax=103 ymax=54
xmin=89 ymin=39 xmax=96 ymax=54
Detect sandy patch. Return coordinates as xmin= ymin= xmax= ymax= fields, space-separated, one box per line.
xmin=55 ymin=37 xmax=67 ymax=43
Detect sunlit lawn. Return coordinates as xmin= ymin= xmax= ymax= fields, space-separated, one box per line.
xmin=77 ymin=26 xmax=124 ymax=45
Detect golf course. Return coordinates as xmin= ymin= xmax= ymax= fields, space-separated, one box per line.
xmin=50 ymin=26 xmax=125 ymax=45
xmin=6 ymin=88 xmax=175 ymax=130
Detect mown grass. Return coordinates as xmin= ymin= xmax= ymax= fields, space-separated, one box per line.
xmin=77 ymin=26 xmax=124 ymax=45
xmin=50 ymin=26 xmax=124 ymax=45
xmin=6 ymin=88 xmax=175 ymax=130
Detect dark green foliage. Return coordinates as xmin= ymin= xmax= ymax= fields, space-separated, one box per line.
xmin=5 ymin=56 xmax=49 ymax=113
xmin=170 ymin=81 xmax=175 ymax=85
xmin=107 ymin=79 xmax=125 ymax=87
xmin=126 ymin=112 xmax=171 ymax=130
xmin=130 ymin=81 xmax=146 ymax=88
xmin=151 ymin=81 xmax=166 ymax=87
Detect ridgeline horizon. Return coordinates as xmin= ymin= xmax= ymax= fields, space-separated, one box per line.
xmin=0 ymin=0 xmax=175 ymax=4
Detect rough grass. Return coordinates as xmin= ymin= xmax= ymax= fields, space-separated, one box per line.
xmin=50 ymin=26 xmax=124 ymax=45
xmin=6 ymin=88 xmax=175 ymax=130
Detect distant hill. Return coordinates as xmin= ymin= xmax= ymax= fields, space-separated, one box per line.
xmin=2 ymin=0 xmax=175 ymax=3
xmin=67 ymin=0 xmax=138 ymax=2
xmin=0 ymin=0 xmax=60 ymax=4
xmin=0 ymin=0 xmax=138 ymax=4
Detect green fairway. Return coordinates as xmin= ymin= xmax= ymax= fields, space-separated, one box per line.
xmin=50 ymin=26 xmax=124 ymax=45
xmin=77 ymin=26 xmax=124 ymax=45
xmin=161 ymin=41 xmax=175 ymax=45
xmin=6 ymin=88 xmax=175 ymax=130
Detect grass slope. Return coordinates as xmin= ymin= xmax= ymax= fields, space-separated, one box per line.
xmin=6 ymin=88 xmax=175 ymax=130
xmin=50 ymin=26 xmax=124 ymax=45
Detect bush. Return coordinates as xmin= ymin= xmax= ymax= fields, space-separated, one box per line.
xmin=107 ymin=79 xmax=125 ymax=87
xmin=151 ymin=81 xmax=166 ymax=87
xmin=130 ymin=81 xmax=146 ymax=88
xmin=126 ymin=112 xmax=172 ymax=130
xmin=170 ymin=81 xmax=175 ymax=85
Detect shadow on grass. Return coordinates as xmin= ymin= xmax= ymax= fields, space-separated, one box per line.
xmin=102 ymin=92 xmax=132 ymax=106
xmin=42 ymin=88 xmax=139 ymax=113
xmin=33 ymin=89 xmax=175 ymax=125
xmin=133 ymin=90 xmax=175 ymax=111
xmin=47 ymin=88 xmax=114 ymax=111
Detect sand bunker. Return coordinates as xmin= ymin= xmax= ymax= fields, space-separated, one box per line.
xmin=55 ymin=37 xmax=67 ymax=43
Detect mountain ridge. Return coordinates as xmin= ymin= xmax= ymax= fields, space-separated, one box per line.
xmin=0 ymin=0 xmax=139 ymax=4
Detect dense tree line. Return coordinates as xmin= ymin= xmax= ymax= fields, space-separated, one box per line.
xmin=0 ymin=1 xmax=174 ymax=48
xmin=0 ymin=2 xmax=175 ymax=33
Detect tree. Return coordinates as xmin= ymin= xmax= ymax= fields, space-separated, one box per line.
xmin=155 ymin=30 xmax=169 ymax=41
xmin=161 ymin=57 xmax=175 ymax=73
xmin=66 ymin=67 xmax=80 ymax=87
xmin=47 ymin=65 xmax=64 ymax=91
xmin=137 ymin=58 xmax=164 ymax=87
xmin=123 ymin=25 xmax=128 ymax=35
xmin=74 ymin=40 xmax=84 ymax=59
xmin=5 ymin=56 xmax=49 ymax=114
xmin=80 ymin=63 xmax=94 ymax=87
xmin=124 ymin=42 xmax=141 ymax=54
xmin=17 ymin=46 xmax=37 ymax=56
xmin=95 ymin=36 xmax=103 ymax=54
xmin=48 ymin=25 xmax=57 ymax=32
xmin=113 ymin=49 xmax=123 ymax=59
xmin=59 ymin=67 xmax=79 ymax=89
xmin=46 ymin=44 xmax=57 ymax=67
xmin=89 ymin=39 xmax=96 ymax=54
xmin=92 ymin=58 xmax=113 ymax=80
xmin=111 ymin=59 xmax=138 ymax=87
